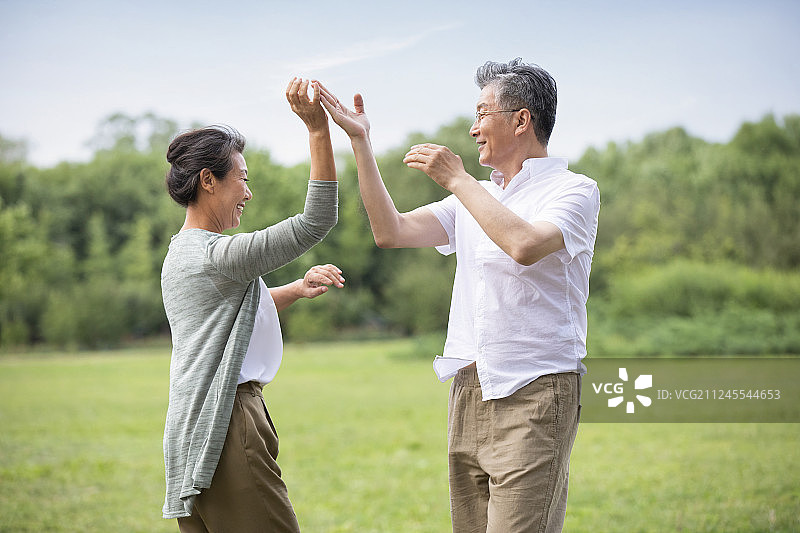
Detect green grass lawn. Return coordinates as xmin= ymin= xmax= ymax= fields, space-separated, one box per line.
xmin=1 ymin=340 xmax=798 ymax=532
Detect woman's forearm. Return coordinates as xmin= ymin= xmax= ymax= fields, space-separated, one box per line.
xmin=269 ymin=281 xmax=303 ymax=312
xmin=308 ymin=127 xmax=336 ymax=181
xmin=269 ymin=264 xmax=344 ymax=312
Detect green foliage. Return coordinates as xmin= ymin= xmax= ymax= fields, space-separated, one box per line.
xmin=589 ymin=261 xmax=800 ymax=356
xmin=572 ymin=114 xmax=800 ymax=355
xmin=0 ymin=113 xmax=799 ymax=353
xmin=0 ymin=198 xmax=76 ymax=347
xmin=574 ymin=115 xmax=800 ymax=273
xmin=607 ymin=260 xmax=799 ymax=318
xmin=379 ymin=248 xmax=455 ymax=335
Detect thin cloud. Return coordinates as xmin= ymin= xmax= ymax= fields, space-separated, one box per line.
xmin=288 ymin=23 xmax=462 ymax=73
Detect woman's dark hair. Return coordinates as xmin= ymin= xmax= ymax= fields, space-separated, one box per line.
xmin=165 ymin=125 xmax=246 ymax=207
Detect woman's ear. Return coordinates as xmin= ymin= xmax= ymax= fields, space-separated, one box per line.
xmin=198 ymin=168 xmax=215 ymax=194
xmin=515 ymin=108 xmax=533 ymax=137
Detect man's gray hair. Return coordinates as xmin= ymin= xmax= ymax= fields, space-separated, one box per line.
xmin=475 ymin=58 xmax=557 ymax=146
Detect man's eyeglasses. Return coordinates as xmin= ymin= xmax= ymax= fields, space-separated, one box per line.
xmin=474 ymin=109 xmax=522 ymax=123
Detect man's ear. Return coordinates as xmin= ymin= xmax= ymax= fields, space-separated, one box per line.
xmin=198 ymin=168 xmax=215 ymax=194
xmin=515 ymin=108 xmax=533 ymax=137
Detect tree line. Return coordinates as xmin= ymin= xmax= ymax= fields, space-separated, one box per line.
xmin=1 ymin=113 xmax=798 ymax=355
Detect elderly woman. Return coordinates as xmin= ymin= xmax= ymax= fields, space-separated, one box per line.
xmin=160 ymin=78 xmax=342 ymax=532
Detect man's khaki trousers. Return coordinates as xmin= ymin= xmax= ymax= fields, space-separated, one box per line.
xmin=448 ymin=366 xmax=581 ymax=533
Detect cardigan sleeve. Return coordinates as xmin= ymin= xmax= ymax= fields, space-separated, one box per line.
xmin=205 ymin=180 xmax=338 ymax=283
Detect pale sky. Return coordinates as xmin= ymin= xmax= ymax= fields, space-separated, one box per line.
xmin=1 ymin=0 xmax=798 ymax=168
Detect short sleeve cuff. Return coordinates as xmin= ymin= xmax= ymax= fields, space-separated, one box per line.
xmin=425 ymin=205 xmax=456 ymax=256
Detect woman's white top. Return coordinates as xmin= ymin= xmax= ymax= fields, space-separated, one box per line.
xmin=238 ymin=277 xmax=283 ymax=385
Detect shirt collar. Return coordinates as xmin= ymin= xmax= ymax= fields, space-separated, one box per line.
xmin=490 ymin=157 xmax=569 ymax=190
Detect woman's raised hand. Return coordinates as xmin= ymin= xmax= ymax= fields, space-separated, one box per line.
xmin=286 ymin=77 xmax=328 ymax=133
xmin=318 ymin=82 xmax=370 ymax=139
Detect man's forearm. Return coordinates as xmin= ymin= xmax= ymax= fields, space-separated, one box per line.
xmin=449 ymin=178 xmax=564 ymax=266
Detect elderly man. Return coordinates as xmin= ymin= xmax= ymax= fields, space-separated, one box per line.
xmin=321 ymin=58 xmax=599 ymax=532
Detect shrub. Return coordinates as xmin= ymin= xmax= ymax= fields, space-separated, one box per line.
xmin=589 ymin=261 xmax=800 ymax=356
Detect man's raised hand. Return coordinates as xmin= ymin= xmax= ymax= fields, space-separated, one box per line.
xmin=318 ymin=82 xmax=370 ymax=139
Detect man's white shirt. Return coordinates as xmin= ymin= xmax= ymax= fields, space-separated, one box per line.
xmin=426 ymin=157 xmax=600 ymax=400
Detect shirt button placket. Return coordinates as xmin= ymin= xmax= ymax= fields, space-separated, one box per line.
xmin=475 ymin=253 xmax=491 ymax=397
